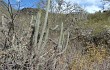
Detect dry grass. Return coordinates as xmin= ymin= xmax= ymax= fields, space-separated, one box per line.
xmin=82 ymin=11 xmax=110 ymax=35
xmin=70 ymin=44 xmax=110 ymax=70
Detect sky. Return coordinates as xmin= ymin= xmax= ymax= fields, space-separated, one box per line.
xmin=4 ymin=0 xmax=40 ymax=8
xmin=66 ymin=0 xmax=103 ymax=13
xmin=3 ymin=0 xmax=110 ymax=13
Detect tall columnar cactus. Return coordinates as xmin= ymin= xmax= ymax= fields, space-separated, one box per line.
xmin=58 ymin=22 xmax=64 ymax=50
xmin=29 ymin=0 xmax=70 ymax=69
xmin=58 ymin=32 xmax=70 ymax=55
xmin=41 ymin=28 xmax=49 ymax=50
xmin=34 ymin=11 xmax=41 ymax=47
xmin=38 ymin=0 xmax=51 ymax=50
xmin=52 ymin=24 xmax=70 ymax=69
xmin=30 ymin=15 xmax=34 ymax=25
xmin=2 ymin=14 xmax=5 ymax=28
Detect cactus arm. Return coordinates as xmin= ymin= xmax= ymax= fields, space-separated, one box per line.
xmin=58 ymin=32 xmax=70 ymax=55
xmin=58 ymin=22 xmax=63 ymax=50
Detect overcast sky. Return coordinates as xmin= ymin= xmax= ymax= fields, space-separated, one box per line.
xmin=4 ymin=0 xmax=109 ymax=13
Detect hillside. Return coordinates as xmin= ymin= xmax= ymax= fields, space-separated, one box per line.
xmin=83 ymin=11 xmax=110 ymax=34
xmin=0 ymin=1 xmax=110 ymax=70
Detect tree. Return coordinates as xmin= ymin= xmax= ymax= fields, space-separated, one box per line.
xmin=37 ymin=0 xmax=85 ymax=14
xmin=101 ymin=0 xmax=110 ymax=11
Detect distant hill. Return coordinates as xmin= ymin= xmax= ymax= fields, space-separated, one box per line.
xmin=20 ymin=8 xmax=39 ymax=15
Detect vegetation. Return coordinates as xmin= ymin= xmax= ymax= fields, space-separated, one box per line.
xmin=81 ymin=11 xmax=110 ymax=34
xmin=0 ymin=0 xmax=110 ymax=70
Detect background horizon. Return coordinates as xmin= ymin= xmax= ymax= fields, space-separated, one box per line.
xmin=3 ymin=0 xmax=110 ymax=13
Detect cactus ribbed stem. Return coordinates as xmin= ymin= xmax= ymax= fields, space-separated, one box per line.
xmin=38 ymin=0 xmax=51 ymax=50
xmin=34 ymin=11 xmax=41 ymax=47
xmin=42 ymin=28 xmax=49 ymax=51
xmin=58 ymin=22 xmax=63 ymax=50
xmin=30 ymin=15 xmax=34 ymax=25
xmin=58 ymin=32 xmax=70 ymax=55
